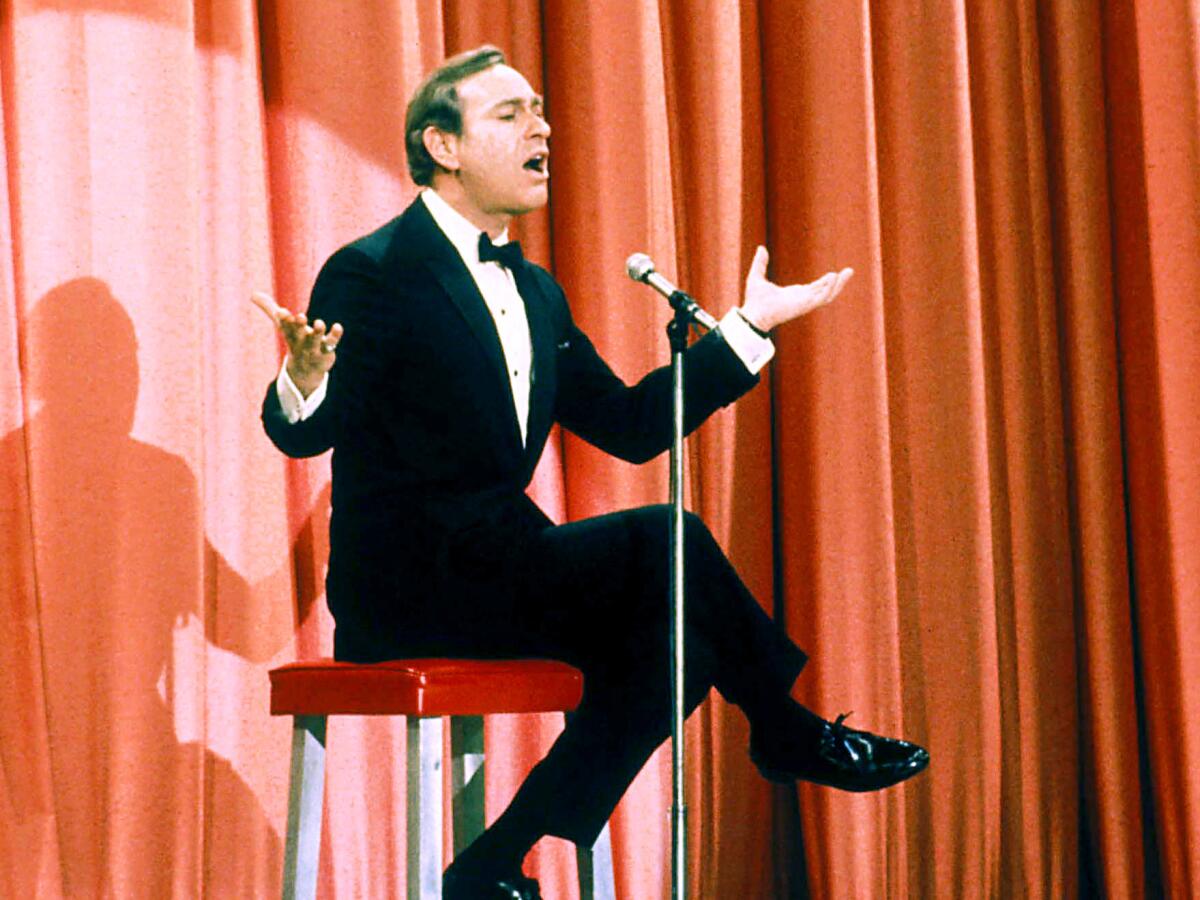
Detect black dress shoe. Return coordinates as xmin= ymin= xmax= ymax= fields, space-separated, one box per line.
xmin=443 ymin=865 xmax=541 ymax=900
xmin=751 ymin=713 xmax=930 ymax=792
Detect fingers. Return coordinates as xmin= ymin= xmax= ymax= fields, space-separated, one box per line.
xmin=251 ymin=291 xmax=311 ymax=332
xmin=250 ymin=290 xmax=284 ymax=322
xmin=326 ymin=322 xmax=344 ymax=351
xmin=314 ymin=320 xmax=343 ymax=353
xmin=747 ymin=245 xmax=769 ymax=284
xmin=825 ymin=267 xmax=854 ymax=303
xmin=295 ymin=319 xmax=344 ymax=357
xmin=252 ymin=291 xmax=344 ymax=354
xmin=807 ymin=267 xmax=853 ymax=304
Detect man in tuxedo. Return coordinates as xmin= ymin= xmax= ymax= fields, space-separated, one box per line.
xmin=256 ymin=45 xmax=928 ymax=900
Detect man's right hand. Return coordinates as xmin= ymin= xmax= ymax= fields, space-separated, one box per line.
xmin=251 ymin=291 xmax=343 ymax=398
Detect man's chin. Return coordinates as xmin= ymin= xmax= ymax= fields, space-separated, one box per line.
xmin=503 ymin=190 xmax=549 ymax=217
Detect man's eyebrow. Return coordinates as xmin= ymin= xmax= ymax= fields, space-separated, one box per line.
xmin=489 ymin=95 xmax=545 ymax=113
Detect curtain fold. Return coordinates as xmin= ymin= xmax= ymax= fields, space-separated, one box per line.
xmin=1104 ymin=2 xmax=1200 ymax=893
xmin=1040 ymin=3 xmax=1145 ymax=896
xmin=2 ymin=1 xmax=1197 ymax=896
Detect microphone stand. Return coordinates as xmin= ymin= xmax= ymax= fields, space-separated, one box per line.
xmin=665 ymin=287 xmax=707 ymax=900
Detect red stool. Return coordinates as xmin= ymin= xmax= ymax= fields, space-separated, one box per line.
xmin=269 ymin=658 xmax=616 ymax=900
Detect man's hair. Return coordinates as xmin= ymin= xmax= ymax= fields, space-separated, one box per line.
xmin=405 ymin=45 xmax=507 ymax=186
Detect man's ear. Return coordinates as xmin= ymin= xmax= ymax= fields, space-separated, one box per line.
xmin=423 ymin=126 xmax=459 ymax=173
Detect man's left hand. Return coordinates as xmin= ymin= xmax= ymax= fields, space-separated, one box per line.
xmin=739 ymin=246 xmax=854 ymax=334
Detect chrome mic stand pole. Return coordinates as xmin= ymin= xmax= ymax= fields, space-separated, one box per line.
xmin=625 ymin=252 xmax=715 ymax=900
xmin=666 ymin=296 xmax=691 ymax=900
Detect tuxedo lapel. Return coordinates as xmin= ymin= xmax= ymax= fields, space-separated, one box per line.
xmin=387 ymin=199 xmax=524 ymax=453
xmin=513 ymin=261 xmax=557 ymax=460
xmin=424 ymin=254 xmax=513 ymax=384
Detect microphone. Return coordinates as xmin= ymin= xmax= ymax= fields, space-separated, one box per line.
xmin=625 ymin=253 xmax=719 ymax=330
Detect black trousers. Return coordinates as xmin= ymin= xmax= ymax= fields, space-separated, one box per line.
xmin=344 ymin=504 xmax=808 ymax=847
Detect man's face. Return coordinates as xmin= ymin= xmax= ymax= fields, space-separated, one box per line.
xmin=434 ymin=65 xmax=550 ymax=220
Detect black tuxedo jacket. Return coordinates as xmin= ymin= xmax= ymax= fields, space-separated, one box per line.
xmin=263 ymin=196 xmax=758 ymax=660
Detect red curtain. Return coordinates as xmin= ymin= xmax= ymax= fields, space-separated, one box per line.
xmin=2 ymin=1 xmax=1197 ymax=897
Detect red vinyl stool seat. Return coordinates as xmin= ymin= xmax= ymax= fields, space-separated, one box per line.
xmin=269 ymin=658 xmax=615 ymax=900
xmin=269 ymin=657 xmax=585 ymax=717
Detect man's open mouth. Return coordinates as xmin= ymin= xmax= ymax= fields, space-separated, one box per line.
xmin=523 ymin=153 xmax=548 ymax=175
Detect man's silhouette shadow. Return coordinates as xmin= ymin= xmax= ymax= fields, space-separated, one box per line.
xmin=0 ymin=278 xmax=313 ymax=896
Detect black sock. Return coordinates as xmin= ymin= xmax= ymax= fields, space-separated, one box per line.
xmin=744 ymin=693 xmax=829 ymax=752
xmin=743 ymin=686 xmax=825 ymax=731
xmin=784 ymin=701 xmax=829 ymax=739
xmin=448 ymin=802 xmax=541 ymax=877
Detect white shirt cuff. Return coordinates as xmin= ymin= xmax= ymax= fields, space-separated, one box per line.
xmin=718 ymin=309 xmax=775 ymax=374
xmin=275 ymin=361 xmax=328 ymax=423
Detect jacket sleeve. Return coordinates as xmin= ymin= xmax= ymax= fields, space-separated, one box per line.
xmin=550 ymin=285 xmax=760 ymax=464
xmin=261 ymin=246 xmax=392 ymax=459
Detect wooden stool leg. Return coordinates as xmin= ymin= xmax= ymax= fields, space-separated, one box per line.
xmin=575 ymin=822 xmax=617 ymax=900
xmin=450 ymin=715 xmax=486 ymax=855
xmin=282 ymin=714 xmax=327 ymax=900
xmin=408 ymin=716 xmax=445 ymax=900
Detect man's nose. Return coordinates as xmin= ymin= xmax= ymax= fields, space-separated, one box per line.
xmin=529 ymin=113 xmax=550 ymax=139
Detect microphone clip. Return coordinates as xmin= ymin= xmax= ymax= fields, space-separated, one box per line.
xmin=665 ymin=289 xmax=712 ymax=334
xmin=625 ymin=252 xmax=719 ymax=333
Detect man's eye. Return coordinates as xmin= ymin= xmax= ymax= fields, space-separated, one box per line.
xmin=499 ymin=113 xmax=517 ymax=121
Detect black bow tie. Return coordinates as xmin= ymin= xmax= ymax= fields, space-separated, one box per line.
xmin=478 ymin=233 xmax=524 ymax=269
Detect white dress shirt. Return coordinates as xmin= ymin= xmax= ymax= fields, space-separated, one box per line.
xmin=276 ymin=189 xmax=775 ymax=437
